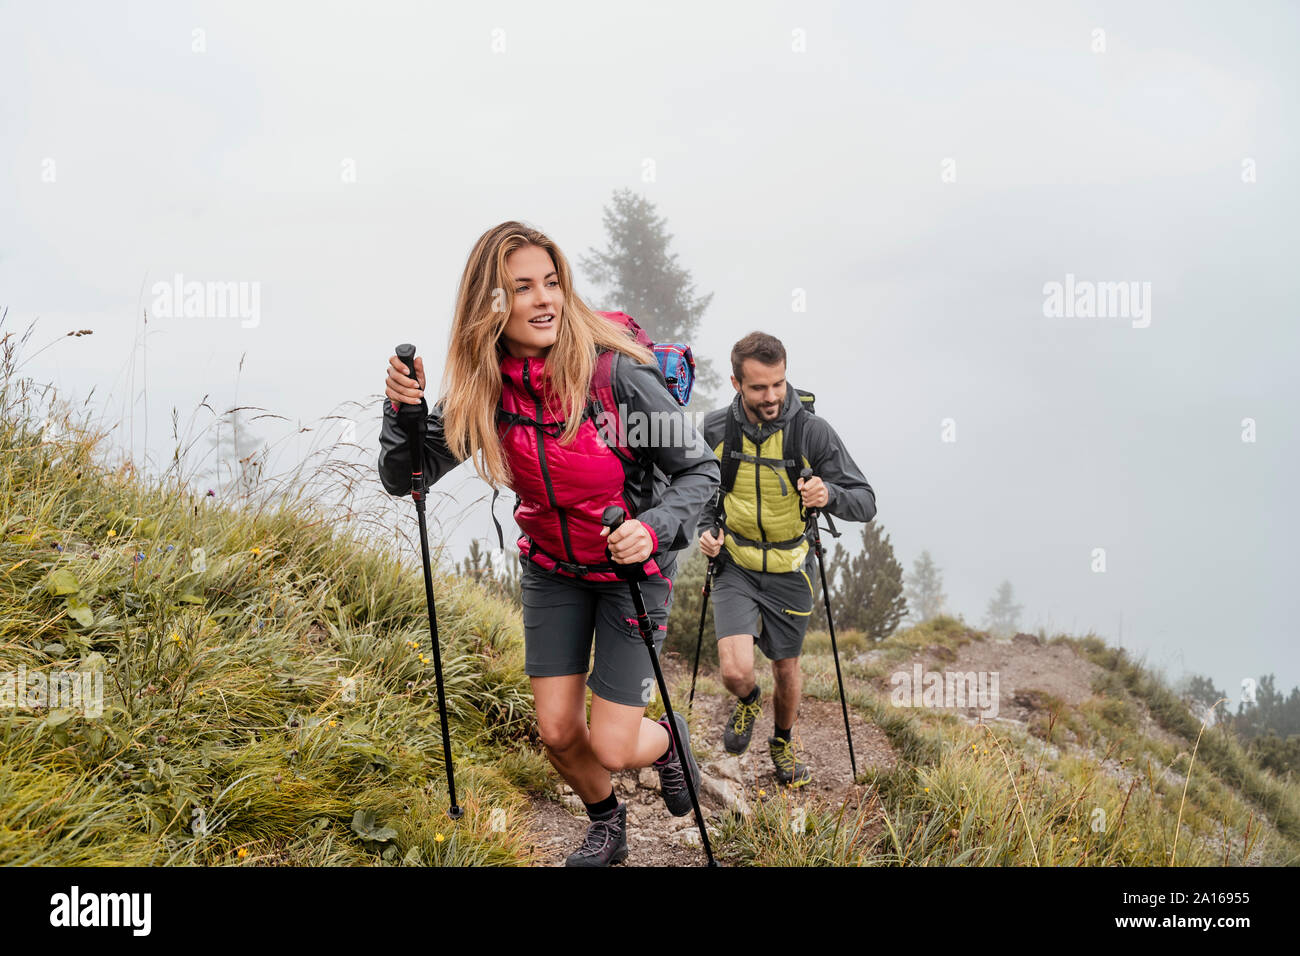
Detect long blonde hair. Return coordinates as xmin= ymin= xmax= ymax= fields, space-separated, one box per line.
xmin=441 ymin=220 xmax=655 ymax=488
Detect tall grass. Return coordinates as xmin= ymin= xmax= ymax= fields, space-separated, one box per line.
xmin=1069 ymin=637 xmax=1300 ymax=861
xmin=718 ymin=616 xmax=1292 ymax=865
xmin=0 ymin=316 xmax=544 ymax=865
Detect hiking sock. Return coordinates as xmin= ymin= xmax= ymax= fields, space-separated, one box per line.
xmin=741 ymin=685 xmax=760 ymax=705
xmin=654 ymin=719 xmax=676 ymax=765
xmin=774 ymin=724 xmax=792 ymax=743
xmin=583 ymin=789 xmax=618 ymax=819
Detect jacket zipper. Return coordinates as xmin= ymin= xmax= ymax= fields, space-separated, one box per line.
xmin=523 ymin=358 xmax=579 ymax=566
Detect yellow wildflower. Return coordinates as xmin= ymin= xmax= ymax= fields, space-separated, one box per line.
xmin=237 ymin=847 xmax=248 ymax=858
xmin=435 ymin=833 xmax=445 ymax=843
xmin=107 ymin=530 xmax=117 ymax=538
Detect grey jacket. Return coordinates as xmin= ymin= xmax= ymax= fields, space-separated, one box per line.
xmin=695 ymin=385 xmax=877 ymax=537
xmin=377 ymin=351 xmax=720 ymax=563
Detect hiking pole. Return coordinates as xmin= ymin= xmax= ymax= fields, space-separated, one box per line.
xmin=800 ymin=467 xmax=857 ymax=780
xmin=393 ymin=343 xmax=462 ymax=820
xmin=687 ymin=520 xmax=721 ymax=714
xmin=602 ymin=506 xmax=718 ymax=867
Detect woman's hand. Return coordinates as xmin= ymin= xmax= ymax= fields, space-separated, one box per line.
xmin=386 ymin=354 xmax=426 ymax=406
xmin=601 ymin=519 xmax=653 ymax=564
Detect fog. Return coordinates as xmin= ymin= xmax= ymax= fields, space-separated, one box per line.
xmin=3 ymin=0 xmax=1295 ymax=697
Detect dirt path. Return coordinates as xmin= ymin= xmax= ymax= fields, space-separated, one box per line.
xmin=523 ymin=652 xmax=897 ymax=867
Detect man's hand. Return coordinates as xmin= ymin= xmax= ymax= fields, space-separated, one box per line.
xmin=386 ymin=354 xmax=426 ymax=406
xmin=699 ymin=527 xmax=724 ymax=559
xmin=602 ymin=519 xmax=653 ymax=564
xmin=797 ymin=475 xmax=829 ymax=510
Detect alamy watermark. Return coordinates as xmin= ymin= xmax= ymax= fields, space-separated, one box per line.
xmin=150 ymin=273 xmax=262 ymax=328
xmin=49 ymin=886 xmax=150 ymax=936
xmin=1 ymin=666 xmax=103 ymax=717
xmin=1042 ymin=273 xmax=1151 ymax=328
xmin=890 ymin=664 xmax=1000 ymax=719
xmin=594 ymin=403 xmax=710 ymax=459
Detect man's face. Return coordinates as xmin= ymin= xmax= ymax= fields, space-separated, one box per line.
xmin=732 ymin=358 xmax=787 ymax=423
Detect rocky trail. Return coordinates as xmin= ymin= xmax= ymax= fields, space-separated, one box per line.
xmin=523 ymin=652 xmax=898 ymax=866
xmin=519 ymin=628 xmax=1211 ymax=866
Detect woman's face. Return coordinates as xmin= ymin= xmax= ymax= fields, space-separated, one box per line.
xmin=500 ymin=244 xmax=562 ymax=359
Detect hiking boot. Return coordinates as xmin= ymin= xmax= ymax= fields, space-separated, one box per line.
xmin=655 ymin=712 xmax=701 ymax=817
xmin=723 ymin=688 xmax=763 ymax=755
xmin=564 ymin=802 xmax=629 ymax=867
xmin=769 ymin=735 xmax=812 ymax=788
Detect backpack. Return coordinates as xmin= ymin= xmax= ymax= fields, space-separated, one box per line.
xmin=588 ymin=310 xmax=695 ymax=465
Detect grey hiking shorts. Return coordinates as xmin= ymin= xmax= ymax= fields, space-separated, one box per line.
xmin=711 ymin=553 xmax=816 ymax=661
xmin=519 ymin=553 xmax=676 ymax=708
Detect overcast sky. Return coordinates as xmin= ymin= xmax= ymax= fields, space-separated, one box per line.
xmin=3 ymin=0 xmax=1296 ymax=698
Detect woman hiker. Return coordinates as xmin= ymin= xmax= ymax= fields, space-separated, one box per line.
xmin=378 ymin=220 xmax=720 ymax=866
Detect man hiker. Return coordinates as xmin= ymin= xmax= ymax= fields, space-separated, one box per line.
xmin=697 ymin=331 xmax=876 ymax=786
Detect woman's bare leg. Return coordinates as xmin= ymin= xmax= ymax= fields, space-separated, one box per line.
xmin=588 ymin=692 xmax=671 ymax=772
xmin=530 ymin=674 xmax=611 ymax=803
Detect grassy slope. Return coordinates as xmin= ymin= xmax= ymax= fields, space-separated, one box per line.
xmin=713 ymin=612 xmax=1299 ymax=866
xmin=2 ymin=367 xmax=1294 ymax=866
xmin=0 ymin=372 xmax=548 ymax=865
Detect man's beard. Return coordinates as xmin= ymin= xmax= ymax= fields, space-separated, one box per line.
xmin=744 ymin=396 xmax=782 ymax=420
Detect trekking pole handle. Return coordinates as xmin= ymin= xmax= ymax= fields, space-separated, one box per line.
xmin=393 ymin=344 xmax=428 ymax=502
xmin=393 ymin=343 xmax=417 ymax=391
xmin=392 ymin=343 xmax=428 ymax=421
xmin=602 ymin=506 xmax=651 ymax=580
xmin=705 ymin=485 xmax=724 ymax=563
xmin=601 ymin=506 xmax=626 ymax=532
xmin=395 ymin=343 xmax=416 ymax=374
xmin=707 ymin=524 xmax=722 ymax=578
xmin=800 ymin=466 xmax=819 ymax=516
